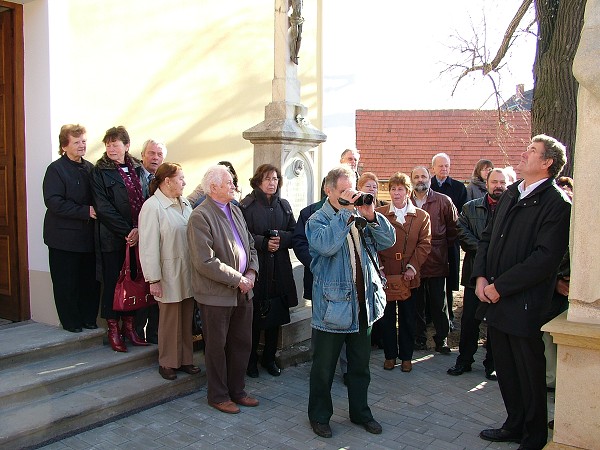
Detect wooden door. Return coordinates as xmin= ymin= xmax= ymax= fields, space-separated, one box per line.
xmin=0 ymin=3 xmax=27 ymax=321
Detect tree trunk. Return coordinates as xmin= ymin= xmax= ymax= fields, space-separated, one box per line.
xmin=532 ymin=0 xmax=586 ymax=176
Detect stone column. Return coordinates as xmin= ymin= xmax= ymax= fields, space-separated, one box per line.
xmin=243 ymin=0 xmax=326 ymax=365
xmin=543 ymin=1 xmax=600 ymax=448
xmin=243 ymin=0 xmax=326 ymax=216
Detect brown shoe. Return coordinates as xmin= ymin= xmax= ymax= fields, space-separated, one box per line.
xmin=159 ymin=366 xmax=177 ymax=380
xmin=208 ymin=400 xmax=240 ymax=414
xmin=177 ymin=364 xmax=201 ymax=375
xmin=401 ymin=360 xmax=413 ymax=372
xmin=383 ymin=359 xmax=396 ymax=370
xmin=233 ymin=396 xmax=259 ymax=407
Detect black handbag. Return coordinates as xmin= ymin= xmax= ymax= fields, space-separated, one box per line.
xmin=260 ymin=295 xmax=290 ymax=329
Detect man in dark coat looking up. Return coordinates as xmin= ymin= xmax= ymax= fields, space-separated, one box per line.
xmin=473 ymin=135 xmax=571 ymax=450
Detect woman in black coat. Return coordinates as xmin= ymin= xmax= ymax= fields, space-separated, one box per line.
xmin=43 ymin=124 xmax=100 ymax=332
xmin=240 ymin=164 xmax=297 ymax=377
xmin=91 ymin=126 xmax=150 ymax=352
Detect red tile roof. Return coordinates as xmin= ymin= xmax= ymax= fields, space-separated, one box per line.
xmin=356 ymin=109 xmax=531 ymax=183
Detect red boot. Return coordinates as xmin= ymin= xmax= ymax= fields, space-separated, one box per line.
xmin=107 ymin=319 xmax=127 ymax=352
xmin=121 ymin=315 xmax=150 ymax=346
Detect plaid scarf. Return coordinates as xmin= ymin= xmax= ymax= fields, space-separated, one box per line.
xmin=115 ymin=155 xmax=144 ymax=227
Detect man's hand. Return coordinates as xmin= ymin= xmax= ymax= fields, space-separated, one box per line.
xmin=339 ymin=189 xmax=360 ymax=211
xmin=356 ymin=198 xmax=375 ymax=222
xmin=475 ymin=277 xmax=490 ymax=303
xmin=89 ymin=206 xmax=97 ymax=219
xmin=238 ymin=269 xmax=256 ymax=294
xmin=556 ymin=278 xmax=570 ymax=296
xmin=483 ymin=283 xmax=500 ymax=303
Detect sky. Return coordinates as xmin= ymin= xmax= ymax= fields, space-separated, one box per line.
xmin=320 ymin=0 xmax=538 ymax=158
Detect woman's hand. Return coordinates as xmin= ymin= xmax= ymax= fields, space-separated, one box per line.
xmin=149 ymin=281 xmax=163 ymax=298
xmin=267 ymin=236 xmax=280 ymax=252
xmin=403 ymin=267 xmax=416 ymax=281
xmin=89 ymin=206 xmax=97 ymax=219
xmin=126 ymin=228 xmax=139 ymax=246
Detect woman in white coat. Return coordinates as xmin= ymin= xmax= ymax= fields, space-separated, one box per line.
xmin=139 ymin=162 xmax=200 ymax=381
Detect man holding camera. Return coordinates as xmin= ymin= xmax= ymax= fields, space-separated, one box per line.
xmin=306 ymin=166 xmax=395 ymax=438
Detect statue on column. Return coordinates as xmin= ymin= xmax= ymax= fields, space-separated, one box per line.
xmin=289 ymin=0 xmax=304 ymax=64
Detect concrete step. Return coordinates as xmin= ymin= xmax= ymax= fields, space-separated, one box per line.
xmin=0 ymin=321 xmax=105 ymax=370
xmin=0 ymin=321 xmax=205 ymax=449
xmin=0 ymin=363 xmax=204 ymax=449
xmin=0 ymin=343 xmax=158 ymax=407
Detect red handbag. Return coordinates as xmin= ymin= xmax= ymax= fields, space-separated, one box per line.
xmin=113 ymin=244 xmax=156 ymax=311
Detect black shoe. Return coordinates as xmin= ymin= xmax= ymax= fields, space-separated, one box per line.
xmin=548 ymin=420 xmax=554 ymax=430
xmin=447 ymin=363 xmax=472 ymax=376
xmin=261 ymin=361 xmax=281 ymax=377
xmin=352 ymin=419 xmax=382 ymax=435
xmin=246 ymin=365 xmax=259 ymax=378
xmin=414 ymin=342 xmax=427 ymax=351
xmin=64 ymin=327 xmax=83 ymax=333
xmin=82 ymin=323 xmax=98 ymax=330
xmin=479 ymin=428 xmax=522 ymax=443
xmin=435 ymin=344 xmax=451 ymax=354
xmin=485 ymin=369 xmax=498 ymax=381
xmin=310 ymin=420 xmax=332 ymax=438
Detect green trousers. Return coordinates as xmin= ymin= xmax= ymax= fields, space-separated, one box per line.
xmin=308 ymin=305 xmax=373 ymax=424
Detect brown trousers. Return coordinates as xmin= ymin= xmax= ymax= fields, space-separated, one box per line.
xmin=157 ymin=297 xmax=194 ymax=368
xmin=199 ymin=292 xmax=253 ymax=403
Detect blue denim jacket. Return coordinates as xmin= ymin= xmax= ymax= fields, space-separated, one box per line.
xmin=306 ymin=200 xmax=396 ymax=333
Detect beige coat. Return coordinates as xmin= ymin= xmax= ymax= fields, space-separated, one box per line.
xmin=139 ymin=188 xmax=194 ymax=303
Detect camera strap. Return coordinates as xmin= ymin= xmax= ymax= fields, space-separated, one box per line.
xmin=350 ymin=221 xmax=385 ymax=285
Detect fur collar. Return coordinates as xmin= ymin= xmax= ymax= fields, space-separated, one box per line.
xmin=95 ymin=152 xmax=143 ymax=170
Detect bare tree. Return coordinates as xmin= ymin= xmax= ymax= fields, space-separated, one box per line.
xmin=445 ymin=0 xmax=586 ymax=176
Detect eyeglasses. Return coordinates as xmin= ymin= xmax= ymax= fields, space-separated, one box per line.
xmin=264 ymin=177 xmax=279 ymax=183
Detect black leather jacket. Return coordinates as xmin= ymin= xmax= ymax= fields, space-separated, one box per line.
xmin=457 ymin=195 xmax=492 ymax=288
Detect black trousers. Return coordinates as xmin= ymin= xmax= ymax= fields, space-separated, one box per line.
xmin=490 ymin=325 xmax=548 ymax=449
xmin=381 ymin=291 xmax=416 ymax=361
xmin=100 ymin=249 xmax=135 ymax=320
xmin=415 ymin=276 xmax=449 ymax=345
xmin=456 ymin=287 xmax=494 ymax=370
xmin=446 ymin=243 xmax=461 ymax=320
xmin=48 ymin=248 xmax=100 ymax=330
xmin=135 ymin=303 xmax=159 ymax=342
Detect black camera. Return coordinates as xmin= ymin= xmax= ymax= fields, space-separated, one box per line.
xmin=264 ymin=229 xmax=279 ymax=238
xmin=338 ymin=193 xmax=374 ymax=206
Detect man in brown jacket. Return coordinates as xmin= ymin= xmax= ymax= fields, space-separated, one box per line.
xmin=410 ymin=167 xmax=458 ymax=354
xmin=187 ymin=165 xmax=260 ymax=415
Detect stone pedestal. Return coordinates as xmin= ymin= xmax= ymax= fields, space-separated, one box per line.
xmin=542 ymin=313 xmax=600 ymax=449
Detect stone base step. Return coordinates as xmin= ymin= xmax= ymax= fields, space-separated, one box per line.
xmin=0 ymin=363 xmax=203 ymax=449
xmin=0 ymin=321 xmax=205 ymax=449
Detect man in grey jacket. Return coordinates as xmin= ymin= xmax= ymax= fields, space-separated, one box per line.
xmin=187 ymin=165 xmax=259 ymax=415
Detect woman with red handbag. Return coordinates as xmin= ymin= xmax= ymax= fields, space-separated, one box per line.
xmin=91 ymin=126 xmax=150 ymax=352
xmin=139 ymin=163 xmax=200 ymax=380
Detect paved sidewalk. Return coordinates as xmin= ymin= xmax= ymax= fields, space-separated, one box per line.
xmin=38 ymin=345 xmax=555 ymax=450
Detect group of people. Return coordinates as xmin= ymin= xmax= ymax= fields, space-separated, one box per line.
xmin=44 ymin=126 xmax=572 ymax=449
xmin=298 ymin=139 xmax=572 ymax=450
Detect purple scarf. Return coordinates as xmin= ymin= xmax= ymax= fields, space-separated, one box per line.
xmin=115 ymin=155 xmax=144 ymax=227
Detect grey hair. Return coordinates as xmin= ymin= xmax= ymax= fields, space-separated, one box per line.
xmin=202 ymin=165 xmax=231 ymax=195
xmin=324 ymin=165 xmax=355 ymax=191
xmin=141 ymin=139 xmax=167 ymax=156
xmin=340 ymin=148 xmax=359 ymax=160
xmin=431 ymin=152 xmax=450 ymax=167
xmin=531 ymin=134 xmax=567 ymax=178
